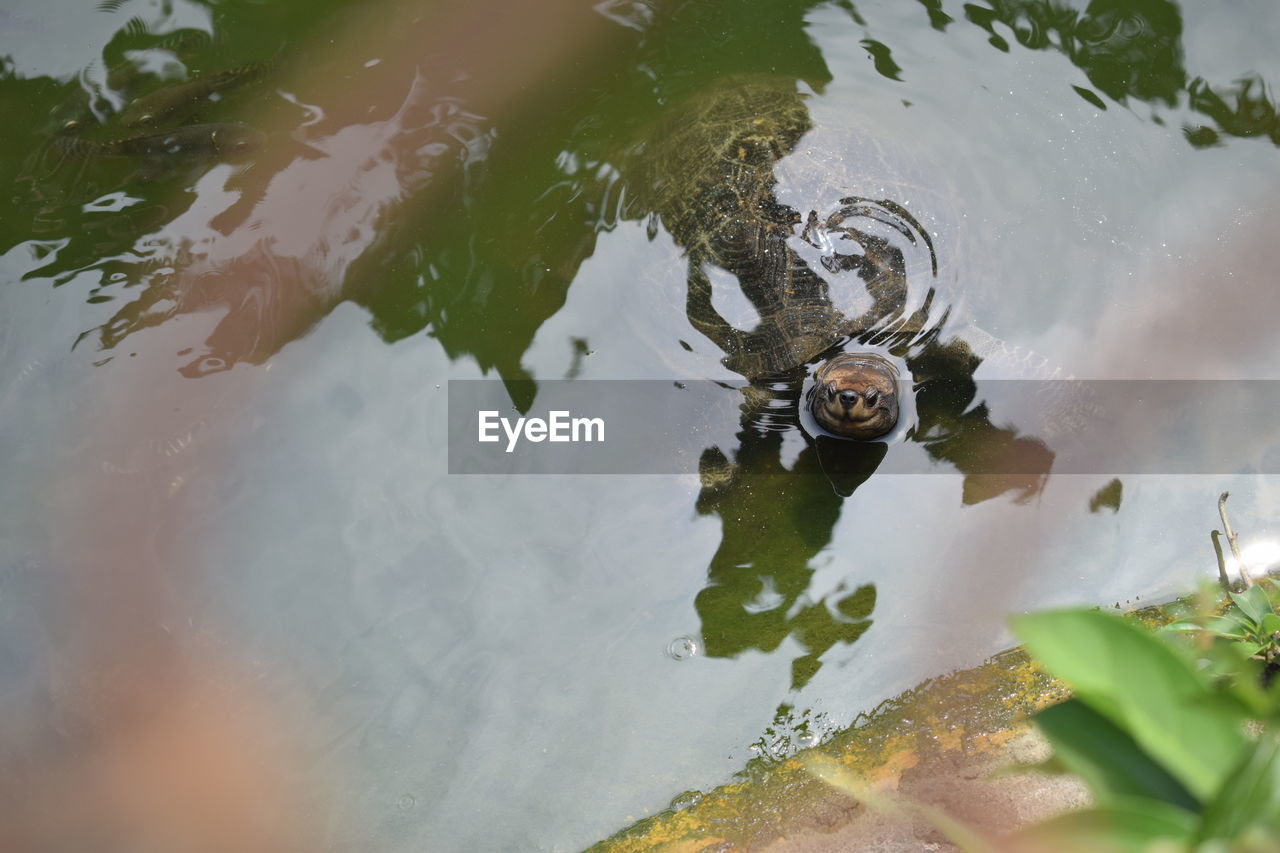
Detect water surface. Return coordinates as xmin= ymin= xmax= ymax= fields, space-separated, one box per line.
xmin=2 ymin=0 xmax=1280 ymax=850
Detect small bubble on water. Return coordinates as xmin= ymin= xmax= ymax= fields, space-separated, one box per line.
xmin=396 ymin=794 xmax=416 ymax=812
xmin=798 ymin=733 xmax=819 ymax=748
xmin=666 ymin=636 xmax=699 ymax=660
xmin=747 ymin=744 xmax=762 ymax=757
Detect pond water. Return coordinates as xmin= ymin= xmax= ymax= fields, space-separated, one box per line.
xmin=3 ymin=0 xmax=1280 ymax=850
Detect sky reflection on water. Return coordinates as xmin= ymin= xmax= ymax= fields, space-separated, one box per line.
xmin=2 ymin=0 xmax=1280 ymax=850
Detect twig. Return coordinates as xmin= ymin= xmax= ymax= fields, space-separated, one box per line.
xmin=1218 ymin=491 xmax=1253 ymax=588
xmin=1211 ymin=530 xmax=1231 ymax=592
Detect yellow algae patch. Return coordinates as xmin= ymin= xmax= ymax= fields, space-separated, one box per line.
xmin=647 ymin=839 xmax=731 ymax=853
xmin=861 ymin=747 xmax=920 ymax=791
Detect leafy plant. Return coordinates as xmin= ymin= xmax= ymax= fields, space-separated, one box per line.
xmin=1166 ymin=582 xmax=1280 ymax=682
xmin=1012 ymin=606 xmax=1280 ymax=852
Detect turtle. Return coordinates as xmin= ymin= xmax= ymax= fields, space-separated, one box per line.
xmin=629 ymin=75 xmax=958 ymax=440
xmin=628 ymin=75 xmax=1091 ymax=454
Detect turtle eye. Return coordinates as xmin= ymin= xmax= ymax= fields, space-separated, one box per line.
xmin=864 ymin=387 xmax=879 ymax=406
xmin=825 ymin=383 xmax=837 ymax=401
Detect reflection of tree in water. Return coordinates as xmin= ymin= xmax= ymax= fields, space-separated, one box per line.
xmin=689 ymin=359 xmax=1051 ymax=691
xmin=689 ymin=328 xmax=1052 ymax=688
xmin=694 ymin=424 xmax=878 ymax=691
xmin=916 ymin=0 xmax=1280 ymax=148
xmin=950 ymin=0 xmax=1184 ymax=105
xmin=1186 ymin=76 xmax=1280 ymax=149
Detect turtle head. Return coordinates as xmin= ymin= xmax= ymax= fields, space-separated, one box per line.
xmin=810 ymin=353 xmax=899 ymax=440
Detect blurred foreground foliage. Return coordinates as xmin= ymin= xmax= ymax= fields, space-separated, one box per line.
xmin=1011 ymin=581 xmax=1280 ymax=852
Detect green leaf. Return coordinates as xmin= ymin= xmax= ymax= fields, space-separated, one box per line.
xmin=1011 ymin=608 xmax=1248 ymax=801
xmin=1212 ymin=661 xmax=1273 ymax=718
xmin=1197 ymin=737 xmax=1280 ymax=843
xmin=1261 ymin=612 xmax=1280 ymax=637
xmin=1204 ymin=616 xmax=1251 ymax=639
xmin=1236 ymin=641 xmax=1267 ymax=658
xmin=1015 ymin=798 xmax=1197 ymax=852
xmin=1196 ymin=643 xmax=1272 ymax=717
xmin=1231 ymin=586 xmax=1274 ymax=625
xmin=1033 ymin=698 xmax=1199 ymax=811
xmin=1160 ymin=620 xmax=1207 ymax=634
